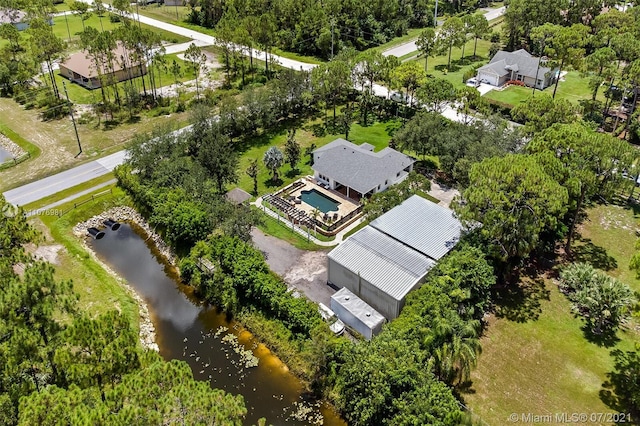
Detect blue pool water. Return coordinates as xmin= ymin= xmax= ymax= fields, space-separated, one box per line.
xmin=0 ymin=147 xmax=13 ymax=163
xmin=300 ymin=189 xmax=340 ymax=213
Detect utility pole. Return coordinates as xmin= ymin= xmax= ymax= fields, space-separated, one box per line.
xmin=434 ymin=0 xmax=439 ymax=26
xmin=63 ymin=82 xmax=82 ymax=157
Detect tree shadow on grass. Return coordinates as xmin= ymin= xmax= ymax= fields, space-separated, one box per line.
xmin=571 ymin=237 xmax=618 ymax=271
xmin=434 ymin=64 xmax=462 ymax=73
xmin=263 ymin=177 xmax=283 ymax=189
xmin=600 ymin=348 xmax=640 ymax=423
xmin=581 ymin=325 xmax=620 ymax=348
xmin=493 ymin=277 xmax=550 ymax=323
xmin=284 ymin=168 xmax=301 ymax=179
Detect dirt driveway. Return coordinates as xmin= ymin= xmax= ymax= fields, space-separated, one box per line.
xmin=251 ymin=228 xmax=336 ymax=306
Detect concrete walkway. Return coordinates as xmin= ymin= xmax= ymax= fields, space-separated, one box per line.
xmin=251 ymin=196 xmax=365 ymax=247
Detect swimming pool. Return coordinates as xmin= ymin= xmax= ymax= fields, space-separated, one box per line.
xmin=300 ymin=189 xmax=340 ymax=213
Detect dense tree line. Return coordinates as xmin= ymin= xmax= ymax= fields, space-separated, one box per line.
xmin=0 ymin=196 xmax=247 ymax=425
xmin=188 ymin=0 xmax=437 ymax=58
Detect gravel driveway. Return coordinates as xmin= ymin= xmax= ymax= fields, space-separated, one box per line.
xmin=251 ymin=228 xmax=336 ymax=306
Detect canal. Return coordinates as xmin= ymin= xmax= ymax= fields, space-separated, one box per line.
xmin=0 ymin=146 xmax=13 ymax=163
xmin=89 ymin=223 xmax=344 ymax=426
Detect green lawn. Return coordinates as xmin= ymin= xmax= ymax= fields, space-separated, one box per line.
xmin=372 ymin=27 xmax=429 ymax=53
xmin=52 ymin=13 xmax=189 ymax=44
xmin=465 ymin=203 xmax=640 ymax=425
xmin=484 ymin=71 xmax=605 ymax=107
xmin=407 ymin=37 xmax=494 ymax=89
xmin=56 ymin=53 xmax=196 ymax=104
xmin=236 ymin=118 xmax=400 ymax=197
xmin=254 ymin=207 xmax=330 ymax=251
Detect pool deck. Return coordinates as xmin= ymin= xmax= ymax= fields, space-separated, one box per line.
xmin=287 ymin=179 xmax=360 ymax=221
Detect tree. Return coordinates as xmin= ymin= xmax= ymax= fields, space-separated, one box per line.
xmin=18 ymin=360 xmax=247 ymax=425
xmin=528 ymin=122 xmax=636 ymax=253
xmin=284 ymin=129 xmax=301 ymax=172
xmin=438 ymin=16 xmax=465 ymax=70
xmin=263 ymin=146 xmax=284 ymax=182
xmin=470 ymin=14 xmax=489 ymax=58
xmin=68 ymin=1 xmax=91 ymax=31
xmin=560 ymin=263 xmax=635 ymax=336
xmin=184 ymin=42 xmax=206 ymax=99
xmin=391 ymin=61 xmax=426 ymax=106
xmin=363 ymin=172 xmax=431 ymax=220
xmin=28 ymin=17 xmax=66 ymax=99
xmin=246 ymin=159 xmax=259 ymax=195
xmin=511 ymin=94 xmax=577 ymax=135
xmin=304 ymin=143 xmax=317 ymax=166
xmin=416 ymin=77 xmax=456 ymax=113
xmin=394 ymin=111 xmax=446 ymax=159
xmin=427 ymin=245 xmax=496 ymax=320
xmin=54 ymin=311 xmax=140 ymax=400
xmin=583 ymin=47 xmax=617 ymax=100
xmin=416 ymin=28 xmax=437 ymax=72
xmin=454 ymin=154 xmax=568 ymax=262
xmin=197 ymin=128 xmax=239 ymax=193
xmin=531 ymin=23 xmax=590 ymax=98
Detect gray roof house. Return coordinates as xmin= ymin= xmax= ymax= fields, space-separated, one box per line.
xmin=0 ymin=9 xmax=28 ymax=30
xmin=327 ymin=195 xmax=464 ymax=321
xmin=312 ymin=139 xmax=415 ymax=201
xmin=476 ymin=49 xmax=557 ymax=90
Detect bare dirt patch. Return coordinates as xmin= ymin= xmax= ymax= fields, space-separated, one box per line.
xmin=251 ymin=228 xmax=335 ymax=305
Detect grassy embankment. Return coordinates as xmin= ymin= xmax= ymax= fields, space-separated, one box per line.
xmin=28 ymin=183 xmax=140 ymax=331
xmin=465 ymin=202 xmax=640 ymax=425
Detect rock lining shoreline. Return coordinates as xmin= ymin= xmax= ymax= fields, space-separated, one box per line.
xmin=0 ymin=133 xmax=26 ymax=160
xmin=73 ymin=206 xmax=179 ymax=352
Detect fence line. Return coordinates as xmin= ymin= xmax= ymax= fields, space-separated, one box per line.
xmin=0 ymin=152 xmax=30 ymax=171
xmin=58 ymin=188 xmax=113 ymax=217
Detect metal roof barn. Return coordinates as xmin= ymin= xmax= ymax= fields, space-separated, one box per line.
xmin=327 ymin=195 xmax=464 ymax=319
xmin=370 ymin=195 xmax=464 ymax=260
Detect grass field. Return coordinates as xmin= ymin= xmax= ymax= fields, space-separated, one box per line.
xmin=407 ymin=37 xmax=494 ymax=89
xmin=465 ymin=202 xmax=640 ymax=425
xmin=235 ymin=118 xmax=400 ymax=197
xmin=0 ymin=97 xmax=190 ymax=191
xmin=254 ymin=208 xmax=330 ymax=251
xmin=52 ymin=13 xmax=189 ymax=44
xmin=55 ymin=52 xmax=196 ymax=104
xmin=484 ymin=71 xmax=605 ymax=107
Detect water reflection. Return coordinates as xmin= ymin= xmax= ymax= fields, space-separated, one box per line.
xmin=90 ymin=224 xmax=344 ymax=426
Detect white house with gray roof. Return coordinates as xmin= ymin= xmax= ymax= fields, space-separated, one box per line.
xmin=476 ymin=49 xmax=557 ymax=89
xmin=327 ymin=195 xmax=464 ymax=320
xmin=312 ymin=139 xmax=414 ymax=201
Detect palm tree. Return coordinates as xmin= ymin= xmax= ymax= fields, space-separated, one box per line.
xmin=429 ymin=316 xmax=481 ymax=385
xmin=263 ymin=146 xmax=284 ymax=182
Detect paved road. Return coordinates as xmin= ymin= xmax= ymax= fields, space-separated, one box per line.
xmin=382 ymin=6 xmax=507 ymax=59
xmin=3 ymin=5 xmax=506 ymax=207
xmin=3 ymin=151 xmax=126 ymax=206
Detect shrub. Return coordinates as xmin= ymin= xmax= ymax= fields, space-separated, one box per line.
xmin=560 ymin=263 xmax=636 ymax=336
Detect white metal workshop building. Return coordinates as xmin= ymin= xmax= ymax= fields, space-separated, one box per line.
xmin=327 ymin=195 xmax=464 ymax=320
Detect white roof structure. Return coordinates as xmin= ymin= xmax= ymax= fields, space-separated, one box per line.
xmin=370 ymin=195 xmax=464 ymax=260
xmin=328 ymin=226 xmax=435 ymax=301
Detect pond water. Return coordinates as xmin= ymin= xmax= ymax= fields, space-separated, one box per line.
xmin=0 ymin=146 xmax=13 ymax=163
xmin=89 ymin=223 xmax=345 ymax=426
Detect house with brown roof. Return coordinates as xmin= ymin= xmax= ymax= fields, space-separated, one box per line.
xmin=59 ymin=43 xmax=148 ymax=89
